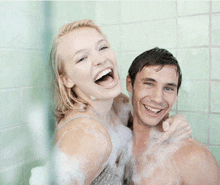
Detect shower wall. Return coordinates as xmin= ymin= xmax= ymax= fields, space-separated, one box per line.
xmin=0 ymin=1 xmax=53 ymax=184
xmin=0 ymin=1 xmax=219 ymax=185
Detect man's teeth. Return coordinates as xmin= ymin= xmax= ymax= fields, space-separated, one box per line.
xmin=144 ymin=105 xmax=161 ymax=114
xmin=95 ymin=69 xmax=111 ymax=81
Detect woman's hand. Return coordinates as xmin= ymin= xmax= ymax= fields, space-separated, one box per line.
xmin=158 ymin=114 xmax=192 ymax=143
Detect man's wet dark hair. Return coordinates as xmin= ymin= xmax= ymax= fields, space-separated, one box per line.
xmin=128 ymin=47 xmax=182 ymax=92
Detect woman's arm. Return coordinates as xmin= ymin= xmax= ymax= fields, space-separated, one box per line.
xmin=55 ymin=118 xmax=112 ymax=185
xmin=30 ymin=118 xmax=112 ymax=185
xmin=158 ymin=114 xmax=192 ymax=143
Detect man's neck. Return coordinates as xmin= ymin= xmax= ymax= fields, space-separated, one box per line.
xmin=132 ymin=115 xmax=163 ymax=157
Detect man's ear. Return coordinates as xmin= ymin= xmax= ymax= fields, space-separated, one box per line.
xmin=60 ymin=75 xmax=74 ymax=88
xmin=126 ymin=75 xmax=133 ymax=92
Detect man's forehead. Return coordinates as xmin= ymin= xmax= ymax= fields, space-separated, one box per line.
xmin=137 ymin=65 xmax=179 ymax=82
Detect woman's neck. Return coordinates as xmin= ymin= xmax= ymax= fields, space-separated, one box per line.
xmin=89 ymin=98 xmax=114 ymax=122
xmin=74 ymin=86 xmax=116 ymax=126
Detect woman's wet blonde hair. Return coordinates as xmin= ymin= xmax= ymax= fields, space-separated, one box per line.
xmin=50 ymin=19 xmax=107 ymax=122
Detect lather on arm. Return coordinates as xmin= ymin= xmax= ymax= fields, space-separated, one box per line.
xmin=30 ymin=117 xmax=113 ymax=185
xmin=55 ymin=117 xmax=112 ymax=185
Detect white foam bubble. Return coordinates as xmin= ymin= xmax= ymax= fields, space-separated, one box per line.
xmin=132 ymin=127 xmax=184 ymax=184
xmin=90 ymin=95 xmax=96 ymax=100
xmin=53 ymin=148 xmax=85 ymax=185
xmin=29 ymin=147 xmax=85 ymax=185
xmin=107 ymin=125 xmax=133 ymax=169
xmin=29 ymin=163 xmax=50 ymax=185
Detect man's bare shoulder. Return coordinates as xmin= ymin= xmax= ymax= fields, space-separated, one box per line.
xmin=174 ymin=138 xmax=220 ymax=185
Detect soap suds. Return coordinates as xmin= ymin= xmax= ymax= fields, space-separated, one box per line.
xmin=132 ymin=127 xmax=187 ymax=185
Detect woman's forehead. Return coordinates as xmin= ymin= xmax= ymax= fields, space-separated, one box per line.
xmin=57 ymin=27 xmax=104 ymax=60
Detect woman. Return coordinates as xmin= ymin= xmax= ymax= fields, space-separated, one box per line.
xmin=30 ymin=19 xmax=191 ymax=185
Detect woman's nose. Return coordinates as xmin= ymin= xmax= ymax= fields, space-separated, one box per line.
xmin=92 ymin=52 xmax=106 ymax=66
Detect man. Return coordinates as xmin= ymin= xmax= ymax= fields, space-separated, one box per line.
xmin=126 ymin=47 xmax=220 ymax=185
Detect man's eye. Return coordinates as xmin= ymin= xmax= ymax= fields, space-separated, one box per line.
xmin=144 ymin=82 xmax=153 ymax=86
xmin=165 ymin=87 xmax=174 ymax=91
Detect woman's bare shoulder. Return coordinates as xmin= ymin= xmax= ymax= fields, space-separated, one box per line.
xmin=54 ymin=116 xmax=113 ymax=184
xmin=56 ymin=116 xmax=112 ymax=155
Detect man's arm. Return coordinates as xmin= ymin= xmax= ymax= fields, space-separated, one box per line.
xmin=174 ymin=138 xmax=220 ymax=185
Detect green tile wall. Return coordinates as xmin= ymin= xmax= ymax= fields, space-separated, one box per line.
xmin=212 ymin=1 xmax=220 ymax=12
xmin=211 ymin=82 xmax=220 ymax=112
xmin=101 ymin=25 xmax=121 ymax=52
xmin=211 ymin=48 xmax=220 ymax=80
xmin=1 ymin=1 xmax=220 ymax=184
xmin=210 ymin=146 xmax=220 ymax=166
xmin=120 ymin=19 xmax=177 ymax=52
xmin=210 ymin=114 xmax=220 ymax=145
xmin=178 ymin=15 xmax=209 ymax=47
xmin=0 ymin=1 xmax=53 ymax=184
xmin=177 ymin=48 xmax=209 ymax=80
xmin=95 ymin=1 xmax=120 ymax=25
xmin=177 ymin=1 xmax=209 ymax=16
xmin=121 ymin=1 xmax=176 ymax=23
xmin=0 ymin=166 xmax=23 ymax=185
xmin=50 ymin=1 xmax=96 ymax=36
xmin=178 ymin=81 xmax=209 ymax=112
xmin=179 ymin=112 xmax=209 ymax=144
xmin=0 ymin=90 xmax=22 ymax=129
xmin=212 ymin=14 xmax=220 ymax=46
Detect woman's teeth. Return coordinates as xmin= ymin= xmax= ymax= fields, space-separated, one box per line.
xmin=95 ymin=69 xmax=112 ymax=81
xmin=144 ymin=105 xmax=161 ymax=114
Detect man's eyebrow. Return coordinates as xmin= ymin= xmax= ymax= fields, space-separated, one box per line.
xmin=167 ymin=83 xmax=177 ymax=87
xmin=142 ymin=78 xmax=178 ymax=87
xmin=141 ymin=78 xmax=156 ymax=82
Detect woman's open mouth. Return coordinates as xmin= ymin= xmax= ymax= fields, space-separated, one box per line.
xmin=94 ymin=68 xmax=115 ymax=87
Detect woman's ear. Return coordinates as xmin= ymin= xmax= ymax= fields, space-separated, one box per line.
xmin=60 ymin=75 xmax=74 ymax=88
xmin=126 ymin=75 xmax=133 ymax=92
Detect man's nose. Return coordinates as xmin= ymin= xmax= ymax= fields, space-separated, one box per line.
xmin=150 ymin=88 xmax=164 ymax=104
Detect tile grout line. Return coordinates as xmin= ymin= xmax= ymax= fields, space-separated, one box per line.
xmin=207 ymin=0 xmax=213 ymax=148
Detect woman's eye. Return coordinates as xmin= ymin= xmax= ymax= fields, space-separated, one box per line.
xmin=100 ymin=46 xmax=108 ymax=51
xmin=77 ymin=57 xmax=86 ymax=63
